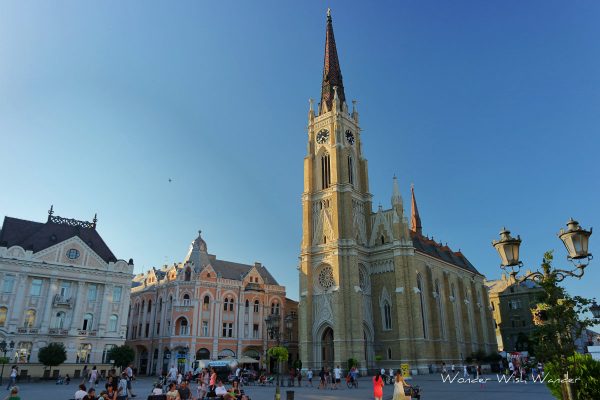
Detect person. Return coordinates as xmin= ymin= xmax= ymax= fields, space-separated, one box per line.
xmin=318 ymin=367 xmax=325 ymax=389
xmin=125 ymin=363 xmax=137 ymax=398
xmin=66 ymin=374 xmax=72 ymax=385
xmin=349 ymin=366 xmax=359 ymax=387
xmin=441 ymin=362 xmax=447 ymax=374
xmin=215 ymin=380 xmax=228 ymax=398
xmin=463 ymin=365 xmax=468 ymax=378
xmin=297 ymin=368 xmax=302 ymax=387
xmin=166 ymin=383 xmax=180 ymax=400
xmin=106 ymin=384 xmax=118 ymax=400
xmin=373 ymin=371 xmax=384 ymax=400
xmin=89 ymin=366 xmax=99 ymax=389
xmin=333 ymin=365 xmax=342 ymax=389
xmin=289 ymin=367 xmax=295 ymax=387
xmin=86 ymin=388 xmax=97 ymax=400
xmin=178 ymin=380 xmax=192 ymax=400
xmin=451 ymin=364 xmax=455 ymax=373
xmin=6 ymin=366 xmax=17 ymax=390
xmin=198 ymin=369 xmax=209 ymax=399
xmin=5 ymin=387 xmax=20 ymax=400
xmin=75 ymin=384 xmax=88 ymax=400
xmin=152 ymin=384 xmax=164 ymax=396
xmin=117 ymin=373 xmax=128 ymax=400
xmin=82 ymin=365 xmax=89 ymax=385
xmin=98 ymin=390 xmax=109 ymax=400
xmin=168 ymin=365 xmax=178 ymax=384
xmin=235 ymin=366 xmax=241 ymax=383
xmin=388 ymin=368 xmax=394 ymax=383
xmin=208 ymin=368 xmax=218 ymax=392
xmin=306 ymin=368 xmax=313 ymax=387
xmin=224 ymin=380 xmax=241 ymax=400
xmin=177 ymin=372 xmax=183 ymax=386
xmin=393 ymin=372 xmax=411 ymax=400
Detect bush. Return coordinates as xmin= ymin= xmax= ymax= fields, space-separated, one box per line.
xmin=347 ymin=358 xmax=358 ymax=369
xmin=543 ymin=353 xmax=600 ymax=400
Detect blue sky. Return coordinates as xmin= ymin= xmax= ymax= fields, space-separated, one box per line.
xmin=1 ymin=1 xmax=599 ymax=324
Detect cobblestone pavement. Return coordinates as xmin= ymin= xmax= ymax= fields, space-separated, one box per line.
xmin=4 ymin=374 xmax=554 ymax=400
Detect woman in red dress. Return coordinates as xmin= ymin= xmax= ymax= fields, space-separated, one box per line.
xmin=373 ymin=371 xmax=384 ymax=400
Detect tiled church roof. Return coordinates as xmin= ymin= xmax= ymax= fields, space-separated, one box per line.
xmin=212 ymin=259 xmax=279 ymax=285
xmin=410 ymin=230 xmax=481 ymax=275
xmin=0 ymin=215 xmax=117 ymax=263
xmin=319 ymin=9 xmax=346 ymax=114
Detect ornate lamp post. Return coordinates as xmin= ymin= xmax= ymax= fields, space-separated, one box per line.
xmin=0 ymin=340 xmax=15 ymax=385
xmin=265 ymin=314 xmax=282 ymax=400
xmin=492 ymin=219 xmax=594 ymax=400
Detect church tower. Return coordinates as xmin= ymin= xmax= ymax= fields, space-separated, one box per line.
xmin=298 ymin=9 xmax=374 ymax=371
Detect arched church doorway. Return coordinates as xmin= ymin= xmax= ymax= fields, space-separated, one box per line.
xmin=321 ymin=327 xmax=334 ymax=366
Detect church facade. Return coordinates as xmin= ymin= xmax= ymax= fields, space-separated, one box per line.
xmin=298 ymin=11 xmax=497 ymax=374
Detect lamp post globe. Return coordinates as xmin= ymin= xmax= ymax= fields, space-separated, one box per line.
xmin=558 ymin=219 xmax=593 ymax=261
xmin=492 ymin=228 xmax=522 ymax=269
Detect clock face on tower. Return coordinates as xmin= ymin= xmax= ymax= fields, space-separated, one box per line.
xmin=316 ymin=129 xmax=329 ymax=144
xmin=345 ymin=130 xmax=355 ymax=145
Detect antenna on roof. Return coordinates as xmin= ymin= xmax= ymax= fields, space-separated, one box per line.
xmin=92 ymin=213 xmax=98 ymax=228
xmin=47 ymin=205 xmax=54 ymax=222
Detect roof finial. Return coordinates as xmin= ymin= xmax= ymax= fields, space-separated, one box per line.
xmin=92 ymin=213 xmax=98 ymax=228
xmin=327 ymin=8 xmax=331 ymax=19
xmin=47 ymin=205 xmax=54 ymax=222
xmin=391 ymin=175 xmax=402 ymax=206
xmin=410 ymin=184 xmax=422 ymax=234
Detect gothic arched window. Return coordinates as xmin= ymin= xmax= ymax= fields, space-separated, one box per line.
xmin=254 ymin=300 xmax=260 ymax=313
xmin=203 ymin=296 xmax=210 ymax=311
xmin=185 ymin=267 xmax=191 ymax=281
xmin=348 ymin=156 xmax=354 ymax=186
xmin=321 ymin=152 xmax=331 ymax=189
xmin=383 ymin=301 xmax=392 ymax=330
xmin=435 ymin=279 xmax=445 ymax=338
xmin=417 ymin=273 xmax=427 ymax=338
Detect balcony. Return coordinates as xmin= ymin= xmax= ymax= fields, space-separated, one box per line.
xmin=48 ymin=328 xmax=70 ymax=336
xmin=174 ymin=301 xmax=193 ymax=311
xmin=244 ymin=283 xmax=264 ymax=293
xmin=53 ymin=294 xmax=74 ymax=308
xmin=17 ymin=328 xmax=39 ymax=334
xmin=77 ymin=330 xmax=98 ymax=336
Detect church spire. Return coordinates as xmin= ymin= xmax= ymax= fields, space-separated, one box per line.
xmin=320 ymin=8 xmax=346 ymax=115
xmin=410 ymin=184 xmax=422 ymax=234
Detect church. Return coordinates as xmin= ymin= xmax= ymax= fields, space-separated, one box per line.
xmin=298 ymin=10 xmax=497 ymax=374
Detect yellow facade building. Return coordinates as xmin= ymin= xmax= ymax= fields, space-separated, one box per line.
xmin=298 ymin=10 xmax=497 ymax=374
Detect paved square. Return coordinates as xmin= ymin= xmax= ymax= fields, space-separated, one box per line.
xmin=5 ymin=374 xmax=554 ymax=400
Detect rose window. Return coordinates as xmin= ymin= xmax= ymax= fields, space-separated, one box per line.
xmin=318 ymin=267 xmax=335 ymax=289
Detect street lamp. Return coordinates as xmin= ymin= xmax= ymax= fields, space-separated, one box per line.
xmin=492 ymin=218 xmax=594 ymax=400
xmin=0 ymin=340 xmax=15 ymax=385
xmin=284 ymin=315 xmax=293 ymax=342
xmin=265 ymin=314 xmax=282 ymax=400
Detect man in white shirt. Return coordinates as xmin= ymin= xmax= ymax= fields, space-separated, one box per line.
xmin=215 ymin=381 xmax=228 ymax=397
xmin=168 ymin=365 xmax=178 ymax=383
xmin=333 ymin=365 xmax=341 ymax=389
xmin=74 ymin=384 xmax=87 ymax=400
xmin=126 ymin=364 xmax=137 ymax=397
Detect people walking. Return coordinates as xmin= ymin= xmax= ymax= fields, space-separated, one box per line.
xmin=318 ymin=367 xmax=325 ymax=389
xmin=306 ymin=368 xmax=313 ymax=387
xmin=463 ymin=365 xmax=468 ymax=378
xmin=89 ymin=366 xmax=98 ymax=390
xmin=75 ymin=384 xmax=88 ymax=400
xmin=6 ymin=366 xmax=17 ymax=390
xmin=333 ymin=365 xmax=342 ymax=389
xmin=393 ymin=372 xmax=411 ymax=400
xmin=81 ymin=365 xmax=89 ymax=386
xmin=125 ymin=363 xmax=137 ymax=398
xmin=373 ymin=371 xmax=384 ymax=400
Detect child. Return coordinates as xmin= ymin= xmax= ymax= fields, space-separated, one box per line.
xmin=66 ymin=374 xmax=71 ymax=385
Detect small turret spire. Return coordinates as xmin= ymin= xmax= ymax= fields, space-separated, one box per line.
xmin=391 ymin=175 xmax=403 ymax=206
xmin=320 ymin=8 xmax=346 ymax=115
xmin=410 ymin=184 xmax=422 ymax=234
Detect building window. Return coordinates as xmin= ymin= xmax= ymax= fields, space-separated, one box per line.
xmin=202 ymin=321 xmax=209 ymax=336
xmin=417 ymin=273 xmax=427 ymax=338
xmin=158 ymin=297 xmax=163 ymax=312
xmin=271 ymin=302 xmax=280 ymax=315
xmin=185 ymin=267 xmax=191 ymax=281
xmin=0 ymin=307 xmax=7 ymax=327
xmin=82 ymin=313 xmax=94 ymax=331
xmin=59 ymin=281 xmax=71 ymax=297
xmin=253 ymin=324 xmax=259 ymax=339
xmin=491 ymin=302 xmax=495 ymax=311
xmin=102 ymin=344 xmax=116 ymax=364
xmin=30 ymin=279 xmax=43 ymax=297
xmin=24 ymin=310 xmax=36 ymax=328
xmin=52 ymin=312 xmax=66 ymax=329
xmin=147 ymin=299 xmax=152 ymax=312
xmin=254 ymin=300 xmax=260 ymax=313
xmin=3 ymin=275 xmax=15 ymax=293
xmin=223 ymin=297 xmax=234 ymax=312
xmin=222 ymin=323 xmax=233 ymax=337
xmin=383 ymin=301 xmax=392 ymax=330
xmin=88 ymin=285 xmax=97 ymax=301
xmin=203 ymin=296 xmax=210 ymax=311
xmin=113 ymin=286 xmax=122 ymax=302
xmin=156 ymin=322 xmax=161 ymax=335
xmin=387 ymin=348 xmax=392 ymax=360
xmin=77 ymin=343 xmax=92 ymax=363
xmin=245 ymin=300 xmax=249 ymax=309
xmin=177 ymin=318 xmax=189 ymax=336
xmin=348 ymin=156 xmax=354 ymax=185
xmin=182 ymin=294 xmax=191 ymax=306
xmin=109 ymin=315 xmax=118 ymax=332
xmin=145 ymin=323 xmax=150 ymax=337
xmin=67 ymin=248 xmax=80 ymax=260
xmin=435 ymin=279 xmax=445 ymax=338
xmin=321 ymin=152 xmax=331 ymax=189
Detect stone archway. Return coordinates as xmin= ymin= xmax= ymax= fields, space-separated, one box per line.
xmin=321 ymin=327 xmax=334 ymax=367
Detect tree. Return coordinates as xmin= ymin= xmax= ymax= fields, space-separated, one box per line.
xmin=38 ymin=343 xmax=67 ymax=378
xmin=544 ymin=353 xmax=600 ymax=400
xmin=528 ymin=251 xmax=599 ymax=399
xmin=107 ymin=345 xmax=135 ymax=369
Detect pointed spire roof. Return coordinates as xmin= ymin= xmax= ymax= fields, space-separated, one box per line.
xmin=410 ymin=184 xmax=422 ymax=234
xmin=320 ymin=8 xmax=346 ymax=114
xmin=391 ymin=175 xmax=403 ymax=206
